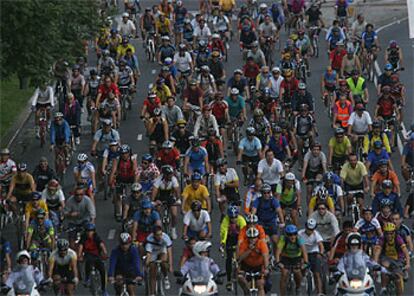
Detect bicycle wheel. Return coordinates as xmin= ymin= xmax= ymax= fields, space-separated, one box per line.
xmin=122 ymin=98 xmax=127 ymax=121
xmin=306 ymin=273 xmax=313 ymax=296
xmin=352 ymin=206 xmax=360 ymax=225
xmin=313 ymin=37 xmax=319 ymax=58
xmin=89 ymin=270 xmax=101 ymax=296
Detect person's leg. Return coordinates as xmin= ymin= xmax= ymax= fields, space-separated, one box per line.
xmin=280 ymin=268 xmax=289 ymax=296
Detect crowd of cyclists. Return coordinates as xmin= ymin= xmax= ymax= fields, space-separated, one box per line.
xmin=1 ymin=0 xmax=414 ymax=295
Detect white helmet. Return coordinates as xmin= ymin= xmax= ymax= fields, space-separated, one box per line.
xmin=306 ymin=218 xmax=317 ymax=230
xmin=122 ymin=12 xmax=129 ymax=18
xmin=192 ymin=241 xmax=212 ymax=258
xmin=16 ymin=250 xmax=31 ymax=263
xmin=77 ymin=153 xmax=88 ymax=162
xmin=259 ymin=3 xmax=268 ymax=9
xmin=285 ymin=172 xmax=295 ymax=181
xmin=212 ymin=33 xmax=220 ymax=39
xmin=230 ymin=88 xmax=239 ymax=95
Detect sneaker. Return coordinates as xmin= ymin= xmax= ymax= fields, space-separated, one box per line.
xmin=164 ymin=276 xmax=171 ymax=290
xmin=75 ymin=137 xmax=80 ymax=145
xmin=226 ymin=282 xmax=233 ymax=291
xmin=171 ymin=227 xmax=178 ymax=240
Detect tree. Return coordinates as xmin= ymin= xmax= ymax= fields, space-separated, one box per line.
xmin=1 ymin=0 xmax=101 ymax=88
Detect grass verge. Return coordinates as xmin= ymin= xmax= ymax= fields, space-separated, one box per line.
xmin=0 ymin=77 xmax=33 ymax=139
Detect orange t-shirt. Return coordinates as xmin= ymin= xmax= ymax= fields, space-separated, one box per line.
xmin=238 ymin=225 xmax=266 ymax=245
xmin=371 ymin=170 xmax=399 ymax=193
xmin=238 ymin=238 xmax=269 ymax=267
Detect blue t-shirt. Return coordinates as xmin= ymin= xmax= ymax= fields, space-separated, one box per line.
xmin=133 ymin=210 xmax=160 ymax=232
xmin=252 ymin=197 xmax=281 ymax=225
xmin=0 ymin=239 xmax=12 ymax=262
xmin=266 ymin=135 xmax=288 ymax=160
xmin=362 ymin=31 xmax=377 ymax=49
xmin=225 ymin=96 xmax=245 ymax=118
xmin=239 ymin=137 xmax=262 ymax=157
xmin=402 ymin=144 xmax=414 ymax=167
xmin=185 ymin=147 xmax=208 ymax=169
xmin=367 ymin=149 xmax=389 ymax=170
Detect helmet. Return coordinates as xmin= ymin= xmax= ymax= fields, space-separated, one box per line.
xmin=381 ymin=179 xmax=393 ymax=189
xmin=312 ymin=141 xmax=322 ymax=149
xmin=161 ymin=66 xmax=169 ymax=72
xmin=234 ymin=69 xmax=243 ymax=75
xmin=363 ymin=206 xmax=373 ymax=213
xmin=201 ymin=65 xmax=210 ymax=72
xmin=16 ymin=250 xmax=31 ymax=263
xmin=17 ymin=163 xmax=27 ymax=171
xmin=122 ymin=12 xmax=129 ymax=18
xmin=89 ymin=69 xmax=97 ymax=76
xmin=54 ymin=112 xmax=64 ymax=119
xmin=161 ymin=35 xmax=170 ymax=41
xmin=335 ymin=127 xmax=345 ymax=135
xmin=227 ymin=205 xmax=239 ymax=218
xmin=141 ymin=199 xmax=153 ymax=209
xmin=323 ymin=172 xmax=335 ymax=183
xmin=346 ymin=232 xmax=362 ymax=246
xmin=230 ymin=88 xmax=239 ymax=95
xmin=372 ymin=120 xmax=381 ymax=128
xmin=380 ymin=198 xmax=393 ymax=208
xmin=212 ymin=33 xmax=220 ymax=39
xmin=202 ymin=104 xmax=211 ymax=112
xmin=383 ymin=222 xmax=396 ymax=232
xmin=216 ymin=158 xmax=227 ymax=167
xmin=251 ymin=41 xmax=259 ymax=47
xmin=142 ymin=153 xmax=153 ymax=162
xmin=261 ymin=183 xmax=272 ymax=193
xmin=36 ymin=208 xmax=46 ymax=218
xmin=119 ymin=232 xmax=132 ymax=244
xmin=253 ymin=108 xmax=264 ymax=117
xmin=31 ymin=191 xmax=42 ymax=200
xmin=273 ymin=125 xmax=282 ymax=133
xmin=245 ymin=214 xmax=258 ymax=224
xmin=191 ymin=200 xmax=202 ymax=212
xmin=109 ymin=141 xmax=119 ymax=147
xmin=384 ymin=63 xmax=393 ymax=71
xmin=122 ymin=36 xmax=129 ymax=43
xmin=211 ymin=51 xmax=220 ymax=58
xmin=298 ymin=82 xmax=306 ymax=90
xmin=259 ymin=3 xmax=268 ymax=9
xmin=0 ymin=148 xmax=10 ymax=155
xmin=285 ymin=172 xmax=295 ymax=181
xmin=119 ymin=59 xmax=127 ymax=66
xmin=299 ymin=104 xmax=309 ymax=112
xmin=176 ymin=119 xmax=187 ymax=126
xmin=103 ymin=49 xmax=110 ymax=56
xmin=164 ymin=57 xmax=173 ymax=65
xmin=389 ymin=40 xmax=397 ymax=48
xmin=131 ymin=182 xmax=142 ymax=192
xmin=120 ymin=144 xmax=131 ymax=154
xmin=378 ymin=159 xmax=388 ymax=167
xmin=162 ymin=140 xmax=173 ymax=149
xmin=57 ymin=238 xmax=69 ymax=251
xmin=285 ymin=224 xmax=298 ymax=235
xmin=339 ymin=79 xmax=347 ymax=86
xmin=246 ymin=227 xmax=260 ymax=238
xmin=246 ymin=127 xmax=256 ymax=136
xmin=102 ymin=118 xmax=112 ymax=126
xmin=263 ymin=87 xmax=271 ymax=95
xmin=306 ymin=218 xmax=317 ymax=230
xmin=77 ymin=153 xmax=88 ymax=162
xmin=162 ymin=165 xmax=174 ymax=175
xmin=191 ymin=136 xmax=201 ymax=147
xmin=192 ymin=241 xmax=212 ymax=258
xmin=198 ymin=40 xmax=206 ymax=48
xmin=85 ymin=223 xmax=96 ymax=231
xmin=179 ymin=43 xmax=186 ymax=50
xmin=48 ymin=179 xmax=59 ymax=189
xmin=191 ymin=172 xmax=202 ymax=181
xmin=317 ymin=187 xmax=329 ymax=200
xmin=382 ymin=85 xmax=391 ymax=93
xmin=72 ymin=64 xmax=80 ymax=71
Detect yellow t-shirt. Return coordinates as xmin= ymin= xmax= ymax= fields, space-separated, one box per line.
xmin=151 ymin=85 xmax=172 ymax=104
xmin=219 ymin=0 xmax=235 ymax=11
xmin=182 ymin=184 xmax=209 ymax=212
xmin=156 ymin=18 xmax=171 ymax=34
xmin=329 ymin=136 xmax=352 ymax=157
xmin=25 ymin=200 xmax=49 ymax=220
xmin=117 ymin=44 xmax=135 ymax=58
xmin=340 ymin=161 xmax=367 ymax=186
xmin=363 ymin=133 xmax=391 ymax=154
xmin=309 ymin=196 xmax=335 ymax=212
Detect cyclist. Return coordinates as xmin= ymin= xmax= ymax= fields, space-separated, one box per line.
xmin=101 ymin=141 xmax=120 ymax=178
xmin=328 ymin=128 xmax=352 ymax=171
xmin=237 ymin=127 xmax=262 ymax=185
xmin=237 ymin=227 xmax=270 ymax=296
xmin=47 ymin=239 xmax=78 ymax=296
xmin=171 ymin=119 xmax=192 ymax=155
xmin=197 ymin=65 xmax=217 ymax=101
xmin=329 ymin=40 xmax=347 ymax=71
xmin=370 ymin=159 xmax=399 ymax=196
xmin=308 ymin=186 xmax=336 ymax=216
xmin=302 ymin=142 xmax=327 ymax=202
xmin=292 ymin=83 xmax=314 ymax=115
xmin=209 ymin=93 xmax=230 ymax=146
xmin=375 ymin=86 xmax=397 ymax=149
xmin=193 ymin=17 xmax=211 ymax=45
xmin=73 ymin=153 xmax=96 ymax=203
xmin=227 ymin=69 xmax=250 ymax=100
xmin=0 ymin=237 xmax=12 ymax=283
xmin=155 ymin=141 xmax=180 ymax=169
xmin=332 ymin=91 xmax=353 ymax=129
xmin=376 ymin=199 xmax=394 ymax=227
xmin=315 ymin=171 xmax=344 ymax=218
xmin=298 ymin=218 xmax=325 ymax=295
xmin=257 ymin=150 xmax=284 ymax=193
xmin=182 ymin=200 xmax=212 ymax=240
xmin=390 ymin=74 xmax=405 ymax=123
xmin=295 ymin=29 xmax=313 ymax=75
xmin=108 ymin=233 xmax=143 ymax=296
xmin=69 ymin=65 xmax=86 ymax=109
xmin=184 ymin=137 xmax=209 ymax=178
xmin=30 ymin=81 xmax=54 ymax=139
xmin=265 ymin=125 xmax=291 ymax=162
xmin=50 ymin=112 xmax=71 ymax=163
xmin=152 ymin=165 xmax=180 ymax=239
xmin=329 ymin=220 xmax=354 ymax=263
xmin=182 ymin=172 xmax=211 ymax=213
xmin=401 ymin=133 xmax=414 ymax=183
xmin=24 ymin=191 xmax=49 ymax=231
xmin=122 ymin=183 xmax=143 ymax=222
xmin=41 ymin=179 xmax=65 ymax=230
xmin=341 ymin=48 xmax=362 ymax=78
xmin=131 ymin=199 xmax=161 ymax=247
xmin=144 ymin=225 xmax=173 ymax=294
xmin=249 ymin=109 xmax=271 ymax=148
xmin=361 ymin=23 xmax=379 ymax=65
xmin=0 ymin=148 xmax=16 ymax=197
xmin=385 ymin=40 xmax=403 ymax=69
xmin=91 ymin=119 xmax=121 ymax=157
xmin=246 ymin=42 xmax=266 ymax=70
xmin=309 ymin=202 xmax=340 ymax=251
xmin=350 ymin=14 xmax=366 ymax=46
xmin=293 ymin=104 xmax=316 ymax=162
xmin=212 ymin=9 xmax=231 ymax=40
xmin=347 ymin=103 xmax=372 ymax=147
xmin=372 ymin=179 xmax=403 ymax=216
xmin=214 ymin=158 xmax=240 ymax=217
xmin=252 ymin=183 xmax=285 ymax=253
xmin=226 ymin=87 xmax=247 ymax=124
xmin=276 ymin=172 xmax=301 ymax=226
xmin=354 ymin=207 xmax=382 ymax=253
xmin=193 ymin=105 xmax=219 ymax=138
xmin=320 ymin=66 xmax=338 ymax=106
xmin=31 ymin=157 xmax=55 ymax=193
xmin=25 ymin=208 xmax=54 ymax=252
xmin=275 ymin=224 xmax=309 ymax=296
xmin=137 ymin=154 xmax=160 ymax=194
xmin=392 ymin=212 xmax=414 ymax=253
xmin=374 ymin=222 xmax=410 ymax=296
xmin=6 ymin=163 xmax=36 ymax=212
xmin=140 ymin=8 xmax=156 ymax=42
xmin=78 ymin=223 xmax=108 ymax=295
xmin=363 ymin=120 xmax=391 ymax=155
xmin=161 ymin=97 xmax=184 ymax=132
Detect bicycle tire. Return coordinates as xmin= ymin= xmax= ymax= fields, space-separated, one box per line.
xmin=353 ymin=206 xmax=360 ymax=225
xmin=122 ymin=99 xmax=127 ymax=121
xmin=306 ymin=272 xmax=313 ymax=296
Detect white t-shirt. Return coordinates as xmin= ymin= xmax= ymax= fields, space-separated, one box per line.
xmin=257 ymin=158 xmax=284 ymax=185
xmin=214 ymin=168 xmax=239 ymax=188
xmin=298 ymin=228 xmax=324 ymax=253
xmin=174 ymin=52 xmax=193 ymax=72
xmin=193 ymin=25 xmax=211 ymax=42
xmin=269 ymin=75 xmax=284 ymax=98
xmin=118 ymin=20 xmax=136 ymax=36
xmin=348 ymin=111 xmax=372 ymax=134
xmin=183 ymin=210 xmax=211 ymax=231
xmin=153 ymin=175 xmax=179 ymax=190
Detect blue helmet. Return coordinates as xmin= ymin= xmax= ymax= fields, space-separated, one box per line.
xmin=191 ymin=172 xmax=202 ymax=181
xmin=142 ymin=153 xmax=153 ymax=162
xmin=285 ymin=224 xmax=298 ymax=235
xmin=85 ymin=223 xmax=96 ymax=231
xmin=31 ymin=191 xmax=42 ymax=200
xmin=141 ymin=199 xmax=153 ymax=209
xmin=323 ymin=171 xmax=335 ymax=182
xmin=384 ymin=63 xmax=393 ymax=71
xmin=380 ymin=198 xmax=393 ymax=208
xmin=227 ymin=205 xmax=239 ymax=218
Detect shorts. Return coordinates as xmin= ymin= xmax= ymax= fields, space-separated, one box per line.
xmin=174 ymin=23 xmax=184 ymax=33
xmin=308 ymin=253 xmax=322 ymax=273
xmin=216 ymin=118 xmax=227 ymax=129
xmin=14 ymin=191 xmax=32 ymax=202
xmin=261 ymin=223 xmax=279 ymax=236
xmin=114 ymin=269 xmax=136 ymax=280
xmin=240 ymin=262 xmax=263 ymax=274
xmin=280 ymin=202 xmax=297 ymax=210
xmin=280 ymin=256 xmax=302 ymax=269
xmin=305 ymin=168 xmax=323 ymax=180
xmin=36 ymin=103 xmax=51 ymax=109
xmin=189 ymin=165 xmax=206 ymax=176
xmin=53 ymin=265 xmax=75 ymax=281
xmin=157 ymin=193 xmax=176 ymax=207
xmin=242 ymin=155 xmax=260 ymax=165
xmin=136 ymin=229 xmax=151 ymax=243
xmin=116 ymin=180 xmax=133 ymax=194
xmin=332 ymin=155 xmax=347 ymax=166
xmin=324 ymin=85 xmax=336 ymax=93
xmin=187 ymin=226 xmax=208 ymax=239
xmin=344 ymin=182 xmax=364 ymax=198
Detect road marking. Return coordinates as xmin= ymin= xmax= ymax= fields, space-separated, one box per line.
xmin=137 ymin=134 xmax=143 ymax=141
xmin=151 ymin=69 xmax=157 ymax=75
xmin=108 ymin=229 xmax=116 ymax=240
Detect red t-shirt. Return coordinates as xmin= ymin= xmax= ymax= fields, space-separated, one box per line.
xmin=97 ymin=83 xmax=120 ymax=102
xmin=155 ymin=148 xmax=180 ymax=168
xmin=243 ymin=63 xmax=260 ymax=79
xmin=210 ymin=100 xmax=228 ymax=121
xmin=143 ymin=97 xmax=162 ymax=115
xmin=330 ymin=49 xmax=347 ymax=70
xmin=280 ymin=78 xmax=299 ymax=98
xmin=377 ymin=96 xmax=395 ymax=117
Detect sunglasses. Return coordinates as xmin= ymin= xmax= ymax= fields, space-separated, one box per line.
xmin=142 ymin=161 xmax=149 ymax=165
xmin=318 ymin=207 xmax=326 ymax=210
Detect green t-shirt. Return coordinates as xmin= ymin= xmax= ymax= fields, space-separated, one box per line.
xmin=276 ymin=184 xmax=297 ymax=206
xmin=277 ymin=235 xmax=304 ymax=258
xmin=329 ymin=136 xmax=351 ymax=157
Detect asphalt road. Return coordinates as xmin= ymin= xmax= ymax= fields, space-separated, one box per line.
xmin=2 ymin=2 xmax=413 ymax=296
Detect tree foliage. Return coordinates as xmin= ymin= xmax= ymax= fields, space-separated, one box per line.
xmin=1 ymin=0 xmax=101 ymax=87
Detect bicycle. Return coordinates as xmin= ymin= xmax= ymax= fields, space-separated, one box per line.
xmin=69 ymin=125 xmax=78 ymax=152
xmin=15 ymin=200 xmax=26 ymax=250
xmin=146 ymin=31 xmax=157 ymax=63
xmin=261 ymin=37 xmax=274 ymax=68
xmin=154 ymin=260 xmax=166 ymax=296
xmin=120 ymin=278 xmax=140 ymax=296
xmin=245 ymin=271 xmax=261 ymax=296
xmin=304 ymin=266 xmax=314 ymax=296
xmin=160 ymin=200 xmax=171 ymax=237
xmin=54 ymin=144 xmax=70 ymax=187
xmin=296 ymin=58 xmax=307 ymax=83
xmin=309 ymin=26 xmax=320 ymax=58
xmin=354 ymin=135 xmax=365 ymax=161
xmin=88 ymin=265 xmax=102 ymax=296
xmin=114 ymin=183 xmax=130 ymax=221
xmin=119 ymin=85 xmax=131 ymax=121
xmin=345 ymin=189 xmax=364 ymax=225
xmin=38 ymin=107 xmax=49 ymax=148
xmin=229 ymin=119 xmax=242 ymax=155
xmin=241 ymin=161 xmax=256 ymax=187
xmin=406 ymin=167 xmax=414 ymax=194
